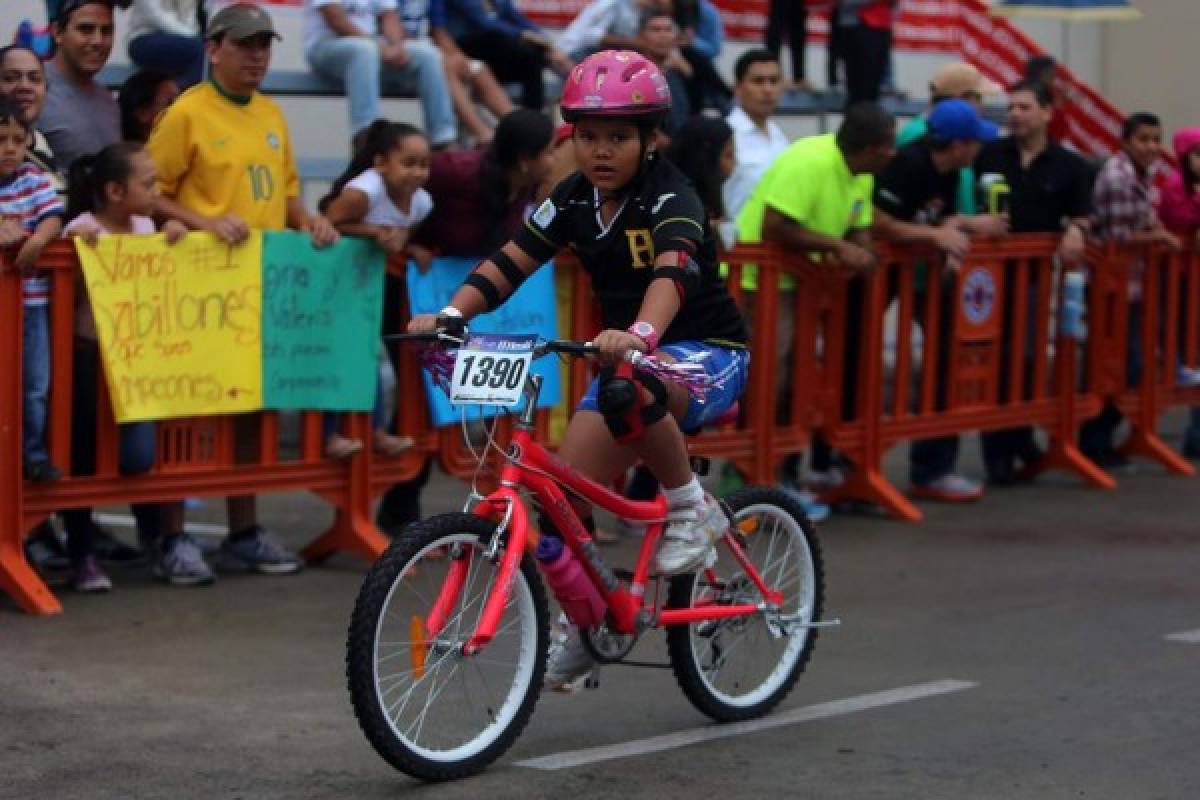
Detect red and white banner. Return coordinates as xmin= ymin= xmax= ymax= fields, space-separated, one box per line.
xmin=254 ymin=0 xmax=1125 ymax=156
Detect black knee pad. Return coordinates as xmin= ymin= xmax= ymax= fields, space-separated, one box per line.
xmin=596 ymin=363 xmax=669 ymax=444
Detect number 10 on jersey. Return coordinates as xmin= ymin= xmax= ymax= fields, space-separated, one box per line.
xmin=449 ymin=333 xmax=537 ymax=406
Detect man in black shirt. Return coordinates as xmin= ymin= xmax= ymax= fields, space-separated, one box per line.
xmin=972 ymin=80 xmax=1093 ymax=485
xmin=874 ymin=98 xmax=1005 ymax=501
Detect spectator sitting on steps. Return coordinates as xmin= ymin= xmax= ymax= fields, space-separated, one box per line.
xmin=305 ymin=0 xmax=458 ymax=147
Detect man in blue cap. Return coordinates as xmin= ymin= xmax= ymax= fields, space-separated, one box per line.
xmin=873 ymin=98 xmax=1007 ymax=502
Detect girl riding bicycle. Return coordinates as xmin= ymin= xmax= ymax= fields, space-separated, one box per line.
xmin=408 ymin=49 xmax=749 ymax=688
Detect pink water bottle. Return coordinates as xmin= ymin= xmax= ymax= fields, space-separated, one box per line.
xmin=536 ymin=536 xmax=607 ymax=627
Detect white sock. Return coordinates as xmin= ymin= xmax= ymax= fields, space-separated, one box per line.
xmin=663 ymin=476 xmax=705 ymax=510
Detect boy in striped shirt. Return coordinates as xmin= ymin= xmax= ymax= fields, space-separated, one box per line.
xmin=0 ymin=95 xmax=64 ymax=482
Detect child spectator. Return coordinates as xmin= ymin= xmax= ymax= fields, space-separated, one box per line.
xmin=1156 ymin=126 xmax=1200 ymax=458
xmin=318 ymin=120 xmax=426 ymax=460
xmin=117 ymin=69 xmax=179 ymax=142
xmin=126 ymin=0 xmax=205 ymax=90
xmin=61 ymin=141 xmax=192 ymax=589
xmin=1081 ymin=112 xmax=1182 ymax=468
xmin=0 ymin=96 xmax=65 ymax=486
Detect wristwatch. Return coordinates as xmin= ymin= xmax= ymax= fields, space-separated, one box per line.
xmin=627 ymin=321 xmax=659 ymax=353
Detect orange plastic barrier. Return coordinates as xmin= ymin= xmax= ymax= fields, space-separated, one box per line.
xmin=7 ymin=236 xmax=1200 ymax=614
xmin=1087 ymin=242 xmax=1200 ymax=475
xmin=0 ymin=243 xmax=424 ymax=615
xmin=817 ymin=236 xmax=1111 ymax=521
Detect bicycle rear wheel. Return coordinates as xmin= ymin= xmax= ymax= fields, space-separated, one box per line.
xmin=346 ymin=513 xmax=548 ymax=781
xmin=666 ymin=486 xmax=824 ymax=721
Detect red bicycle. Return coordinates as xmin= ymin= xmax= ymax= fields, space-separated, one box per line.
xmin=346 ymin=334 xmax=827 ymax=781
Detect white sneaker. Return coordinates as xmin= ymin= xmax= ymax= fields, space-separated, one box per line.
xmin=656 ymin=494 xmax=727 ymax=575
xmin=544 ymin=615 xmax=595 ymax=692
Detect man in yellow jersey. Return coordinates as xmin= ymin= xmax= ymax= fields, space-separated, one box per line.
xmin=147 ymin=3 xmax=339 ymax=585
xmin=736 ymin=102 xmax=894 ymax=507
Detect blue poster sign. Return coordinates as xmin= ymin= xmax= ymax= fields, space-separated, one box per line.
xmin=406 ymin=257 xmax=562 ymax=426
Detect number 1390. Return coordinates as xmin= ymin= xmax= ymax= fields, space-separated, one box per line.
xmin=458 ymin=355 xmax=526 ymax=391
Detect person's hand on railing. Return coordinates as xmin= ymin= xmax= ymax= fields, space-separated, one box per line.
xmin=932 ymin=223 xmax=971 ymax=265
xmin=1057 ymin=223 xmax=1088 ymax=269
xmin=1150 ymin=226 xmax=1183 ymax=252
xmin=834 ymin=240 xmax=877 ymax=273
xmin=967 ymin=213 xmax=1010 ymax=240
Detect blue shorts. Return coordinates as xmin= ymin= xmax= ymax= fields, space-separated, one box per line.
xmin=577 ymin=341 xmax=750 ymax=431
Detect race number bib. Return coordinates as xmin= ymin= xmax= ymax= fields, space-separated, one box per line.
xmin=450 ymin=333 xmax=537 ymax=406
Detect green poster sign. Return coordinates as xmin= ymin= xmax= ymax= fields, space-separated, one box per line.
xmin=261 ymin=232 xmax=385 ymax=411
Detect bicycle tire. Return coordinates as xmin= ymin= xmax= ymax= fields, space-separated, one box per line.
xmin=666 ymin=486 xmax=825 ymax=722
xmin=347 ymin=513 xmax=548 ymax=781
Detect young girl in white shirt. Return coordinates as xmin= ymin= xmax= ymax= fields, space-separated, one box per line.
xmin=319 ymin=120 xmax=434 ymax=460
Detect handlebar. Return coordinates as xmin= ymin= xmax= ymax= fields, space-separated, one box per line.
xmin=388 ymin=332 xmax=719 ymax=400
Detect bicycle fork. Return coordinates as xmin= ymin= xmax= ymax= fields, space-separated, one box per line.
xmin=423 ymin=489 xmax=528 ymax=656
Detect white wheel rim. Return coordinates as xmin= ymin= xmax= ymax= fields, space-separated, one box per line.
xmin=372 ymin=534 xmax=539 ymax=762
xmin=688 ymin=502 xmax=816 ymax=707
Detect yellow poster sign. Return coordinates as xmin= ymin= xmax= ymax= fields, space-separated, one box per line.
xmin=76 ymin=232 xmax=264 ymax=422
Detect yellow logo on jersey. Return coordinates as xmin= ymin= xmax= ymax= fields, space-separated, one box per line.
xmin=626 ymin=229 xmax=654 ymax=268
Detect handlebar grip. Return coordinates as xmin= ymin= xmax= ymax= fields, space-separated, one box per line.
xmin=546 ymin=340 xmax=598 ymax=356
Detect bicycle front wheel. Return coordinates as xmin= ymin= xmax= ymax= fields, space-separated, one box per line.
xmin=346 ymin=513 xmax=548 ymax=781
xmin=666 ymin=487 xmax=824 ymax=722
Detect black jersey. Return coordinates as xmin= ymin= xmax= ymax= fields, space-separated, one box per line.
xmin=513 ymin=157 xmax=747 ymax=346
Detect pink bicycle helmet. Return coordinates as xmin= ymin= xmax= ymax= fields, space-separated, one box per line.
xmin=560 ymin=50 xmax=671 ymax=123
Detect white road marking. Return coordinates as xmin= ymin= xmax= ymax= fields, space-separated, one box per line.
xmin=93 ymin=512 xmax=227 ymax=537
xmin=1165 ymin=629 xmax=1200 ymax=644
xmin=516 ymin=679 xmax=978 ymax=771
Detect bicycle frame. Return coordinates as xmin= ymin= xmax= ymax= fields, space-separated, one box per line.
xmin=424 ymin=385 xmax=784 ymax=657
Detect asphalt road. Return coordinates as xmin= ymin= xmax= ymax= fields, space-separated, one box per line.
xmin=4 ymin=418 xmax=1200 ymax=800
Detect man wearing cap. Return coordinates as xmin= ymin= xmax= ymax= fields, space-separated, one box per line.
xmin=146 ymin=2 xmax=338 ymax=584
xmin=899 ymin=62 xmax=1003 ymax=220
xmin=873 ymin=99 xmax=1005 ymax=502
xmin=38 ymin=0 xmax=120 ymax=172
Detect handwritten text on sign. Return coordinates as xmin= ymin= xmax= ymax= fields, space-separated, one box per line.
xmin=261 ymin=233 xmax=385 ymax=410
xmin=76 ymin=232 xmax=263 ymax=422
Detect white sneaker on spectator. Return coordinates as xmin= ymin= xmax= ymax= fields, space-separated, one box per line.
xmin=780 ymin=483 xmax=831 ymax=523
xmin=656 ymin=494 xmax=726 ymax=575
xmin=219 ymin=526 xmax=304 ymax=575
xmin=155 ymin=535 xmax=215 ymax=587
xmin=911 ymin=473 xmax=984 ymax=503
